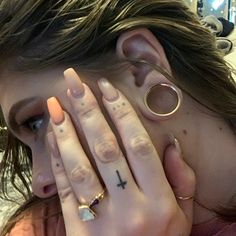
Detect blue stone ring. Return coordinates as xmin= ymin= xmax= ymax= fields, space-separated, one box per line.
xmin=78 ymin=189 xmax=106 ymax=222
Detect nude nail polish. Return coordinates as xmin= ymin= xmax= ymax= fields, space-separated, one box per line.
xmin=169 ymin=134 xmax=182 ymax=157
xmin=47 ymin=97 xmax=65 ymax=125
xmin=64 ymin=68 xmax=84 ymax=98
xmin=98 ymin=78 xmax=119 ymax=102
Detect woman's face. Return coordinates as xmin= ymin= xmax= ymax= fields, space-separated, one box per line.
xmin=1 ymin=26 xmax=236 ymax=223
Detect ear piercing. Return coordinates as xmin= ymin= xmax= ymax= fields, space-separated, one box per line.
xmin=144 ymin=83 xmax=182 ymax=119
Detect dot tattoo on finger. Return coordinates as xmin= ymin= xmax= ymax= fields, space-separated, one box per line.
xmin=112 ymin=102 xmax=126 ymax=112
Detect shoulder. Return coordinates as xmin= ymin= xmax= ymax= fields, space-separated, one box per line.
xmin=191 ymin=218 xmax=236 ymax=236
xmin=6 ymin=202 xmax=65 ymax=236
xmin=6 ymin=207 xmax=46 ymax=236
xmin=6 ymin=212 xmax=36 ymax=236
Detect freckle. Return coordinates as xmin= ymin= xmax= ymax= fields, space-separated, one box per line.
xmin=81 ymin=103 xmax=85 ymax=106
xmin=113 ymin=107 xmax=116 ymax=111
xmin=219 ymin=127 xmax=223 ymax=131
xmin=186 ymin=112 xmax=190 ymax=115
xmin=60 ymin=129 xmax=63 ymax=133
xmin=56 ymin=163 xmax=60 ymax=167
xmin=117 ymin=105 xmax=120 ymax=108
xmin=183 ymin=129 xmax=187 ymax=135
xmin=122 ymin=103 xmax=126 ymax=106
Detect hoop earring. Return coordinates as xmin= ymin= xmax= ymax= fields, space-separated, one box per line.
xmin=144 ymin=83 xmax=182 ymax=119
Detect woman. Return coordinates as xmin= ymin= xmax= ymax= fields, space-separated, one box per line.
xmin=0 ymin=0 xmax=236 ymax=235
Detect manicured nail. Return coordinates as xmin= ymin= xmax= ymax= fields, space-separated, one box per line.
xmin=174 ymin=138 xmax=182 ymax=156
xmin=47 ymin=97 xmax=65 ymax=125
xmin=47 ymin=132 xmax=60 ymax=159
xmin=98 ymin=78 xmax=119 ymax=102
xmin=169 ymin=134 xmax=182 ymax=156
xmin=64 ymin=68 xmax=84 ymax=98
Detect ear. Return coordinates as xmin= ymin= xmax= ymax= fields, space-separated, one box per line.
xmin=116 ymin=28 xmax=182 ymax=121
xmin=116 ymin=28 xmax=172 ymax=86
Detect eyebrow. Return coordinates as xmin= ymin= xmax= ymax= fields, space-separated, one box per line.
xmin=8 ymin=96 xmax=42 ymax=134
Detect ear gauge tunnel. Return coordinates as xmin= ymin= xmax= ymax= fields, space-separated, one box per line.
xmin=144 ymin=83 xmax=183 ymax=119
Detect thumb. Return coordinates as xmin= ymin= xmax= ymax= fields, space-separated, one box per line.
xmin=163 ymin=138 xmax=196 ymax=223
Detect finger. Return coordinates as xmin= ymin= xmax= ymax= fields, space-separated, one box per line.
xmin=163 ymin=138 xmax=196 ymax=222
xmin=98 ymin=78 xmax=173 ymax=200
xmin=47 ymin=98 xmax=104 ymax=205
xmin=64 ymin=68 xmax=139 ymax=202
xmin=47 ymin=132 xmax=84 ymax=232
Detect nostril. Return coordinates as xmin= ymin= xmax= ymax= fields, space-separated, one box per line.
xmin=43 ymin=184 xmax=57 ymax=196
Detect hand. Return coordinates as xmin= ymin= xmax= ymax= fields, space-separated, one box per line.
xmin=47 ymin=68 xmax=196 ymax=236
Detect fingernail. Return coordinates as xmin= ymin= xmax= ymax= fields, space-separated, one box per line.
xmin=98 ymin=78 xmax=119 ymax=102
xmin=169 ymin=134 xmax=182 ymax=156
xmin=47 ymin=132 xmax=60 ymax=159
xmin=64 ymin=68 xmax=84 ymax=98
xmin=174 ymin=138 xmax=182 ymax=156
xmin=47 ymin=97 xmax=65 ymax=125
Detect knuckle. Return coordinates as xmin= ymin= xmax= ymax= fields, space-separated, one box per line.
xmin=188 ymin=170 xmax=196 ymax=187
xmin=58 ymin=186 xmax=74 ymax=203
xmin=70 ymin=165 xmax=91 ymax=184
xmin=94 ymin=137 xmax=120 ymax=163
xmin=124 ymin=213 xmax=147 ymax=235
xmin=158 ymin=201 xmax=178 ymax=225
xmin=129 ymin=134 xmax=154 ymax=156
xmin=115 ymin=107 xmax=134 ymax=120
xmin=76 ymin=101 xmax=98 ymax=120
xmin=184 ymin=169 xmax=196 ymax=193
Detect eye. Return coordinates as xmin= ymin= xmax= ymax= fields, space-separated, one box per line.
xmin=22 ymin=115 xmax=45 ymax=133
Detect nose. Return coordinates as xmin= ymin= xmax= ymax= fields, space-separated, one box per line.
xmin=31 ymin=150 xmax=57 ymax=198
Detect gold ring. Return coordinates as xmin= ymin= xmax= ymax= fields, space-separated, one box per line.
xmin=176 ymin=196 xmax=194 ymax=201
xmin=89 ymin=189 xmax=106 ymax=207
xmin=78 ymin=189 xmax=106 ymax=222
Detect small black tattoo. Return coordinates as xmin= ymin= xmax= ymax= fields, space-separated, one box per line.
xmin=116 ymin=170 xmax=127 ymax=189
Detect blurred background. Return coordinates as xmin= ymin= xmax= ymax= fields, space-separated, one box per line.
xmin=185 ymin=0 xmax=236 ymax=23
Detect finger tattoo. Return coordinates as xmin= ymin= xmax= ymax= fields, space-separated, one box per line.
xmin=116 ymin=170 xmax=127 ymax=189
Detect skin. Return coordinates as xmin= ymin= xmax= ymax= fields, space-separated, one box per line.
xmin=0 ymin=29 xmax=236 ymax=233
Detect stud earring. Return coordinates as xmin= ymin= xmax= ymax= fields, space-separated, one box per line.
xmin=144 ymin=83 xmax=182 ymax=119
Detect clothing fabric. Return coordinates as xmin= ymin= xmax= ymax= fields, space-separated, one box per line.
xmin=218 ymin=17 xmax=235 ymax=37
xmin=201 ymin=15 xmax=223 ymax=36
xmin=201 ymin=15 xmax=234 ymax=55
xmin=6 ymin=200 xmax=66 ymax=236
xmin=191 ymin=218 xmax=236 ymax=236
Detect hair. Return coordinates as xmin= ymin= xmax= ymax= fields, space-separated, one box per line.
xmin=0 ymin=0 xmax=236 ymax=234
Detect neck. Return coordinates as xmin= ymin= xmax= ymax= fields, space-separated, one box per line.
xmin=192 ymin=117 xmax=236 ymax=224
